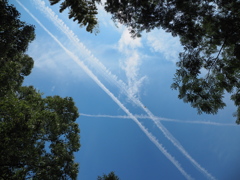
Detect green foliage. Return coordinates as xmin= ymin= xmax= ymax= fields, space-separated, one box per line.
xmin=48 ymin=0 xmax=101 ymax=33
xmin=97 ymin=171 xmax=120 ymax=180
xmin=0 ymin=86 xmax=80 ymax=179
xmin=0 ymin=0 xmax=35 ymax=97
xmin=0 ymin=1 xmax=81 ymax=179
xmin=170 ymin=0 xmax=240 ymax=123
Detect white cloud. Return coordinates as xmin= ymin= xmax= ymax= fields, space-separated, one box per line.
xmin=27 ymin=37 xmax=87 ymax=81
xmin=120 ymin=51 xmax=146 ymax=98
xmin=28 ymin=39 xmax=65 ymax=71
xmin=118 ymin=29 xmax=142 ymax=51
xmin=117 ymin=29 xmax=146 ymax=99
xmin=146 ymin=29 xmax=183 ymax=63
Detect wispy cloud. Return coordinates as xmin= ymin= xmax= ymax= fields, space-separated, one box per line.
xmin=18 ymin=1 xmax=193 ymax=179
xmin=118 ymin=29 xmax=147 ymax=99
xmin=145 ymin=29 xmax=183 ymax=63
xmin=80 ymin=113 xmax=236 ymax=126
xmin=118 ymin=29 xmax=142 ymax=51
xmin=121 ymin=51 xmax=146 ymax=98
xmin=28 ymin=39 xmax=72 ymax=76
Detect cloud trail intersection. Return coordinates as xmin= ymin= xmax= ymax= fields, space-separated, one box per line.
xmin=16 ymin=0 xmax=221 ymax=179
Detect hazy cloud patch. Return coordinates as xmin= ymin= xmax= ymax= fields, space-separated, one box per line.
xmin=145 ymin=29 xmax=183 ymax=63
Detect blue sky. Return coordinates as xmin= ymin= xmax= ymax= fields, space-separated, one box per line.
xmin=11 ymin=0 xmax=240 ymax=179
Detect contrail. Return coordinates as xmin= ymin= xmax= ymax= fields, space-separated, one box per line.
xmin=81 ymin=113 xmax=236 ymax=126
xmin=32 ymin=0 xmax=129 ymax=95
xmin=131 ymin=97 xmax=216 ymax=180
xmin=29 ymin=1 xmax=217 ymax=179
xmin=16 ymin=1 xmax=193 ymax=179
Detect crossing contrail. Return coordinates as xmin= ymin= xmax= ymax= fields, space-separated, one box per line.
xmin=80 ymin=113 xmax=236 ymax=126
xmin=29 ymin=1 xmax=216 ymax=179
xmin=16 ymin=1 xmax=193 ymax=179
xmin=129 ymin=97 xmax=216 ymax=180
xmin=32 ymin=1 xmax=216 ymax=179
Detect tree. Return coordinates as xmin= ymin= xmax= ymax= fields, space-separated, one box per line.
xmin=0 ymin=1 xmax=80 ymax=179
xmin=0 ymin=86 xmax=80 ymax=179
xmin=97 ymin=171 xmax=120 ymax=180
xmin=50 ymin=0 xmax=240 ymax=123
xmin=0 ymin=0 xmax=35 ymax=97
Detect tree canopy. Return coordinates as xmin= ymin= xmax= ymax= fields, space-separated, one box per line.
xmin=0 ymin=0 xmax=80 ymax=179
xmin=97 ymin=171 xmax=120 ymax=180
xmin=0 ymin=0 xmax=35 ymax=97
xmin=0 ymin=87 xmax=80 ymax=179
xmin=49 ymin=0 xmax=240 ymax=123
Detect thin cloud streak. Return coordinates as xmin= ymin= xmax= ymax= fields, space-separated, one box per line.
xmin=81 ymin=113 xmax=236 ymax=126
xmin=29 ymin=1 xmax=216 ymax=179
xmin=17 ymin=1 xmax=193 ymax=179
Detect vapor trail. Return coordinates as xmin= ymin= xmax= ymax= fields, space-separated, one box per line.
xmin=28 ymin=1 xmax=216 ymax=179
xmin=32 ymin=0 xmax=129 ymax=94
xmin=132 ymin=98 xmax=216 ymax=180
xmin=17 ymin=1 xmax=193 ymax=179
xmin=81 ymin=113 xmax=236 ymax=126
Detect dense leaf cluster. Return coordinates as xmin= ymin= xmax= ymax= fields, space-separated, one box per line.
xmin=49 ymin=0 xmax=101 ymax=33
xmin=0 ymin=87 xmax=80 ymax=179
xmin=0 ymin=0 xmax=80 ymax=179
xmin=0 ymin=0 xmax=34 ymax=97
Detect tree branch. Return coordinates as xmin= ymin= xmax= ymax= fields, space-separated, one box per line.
xmin=206 ymin=38 xmax=226 ymax=79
